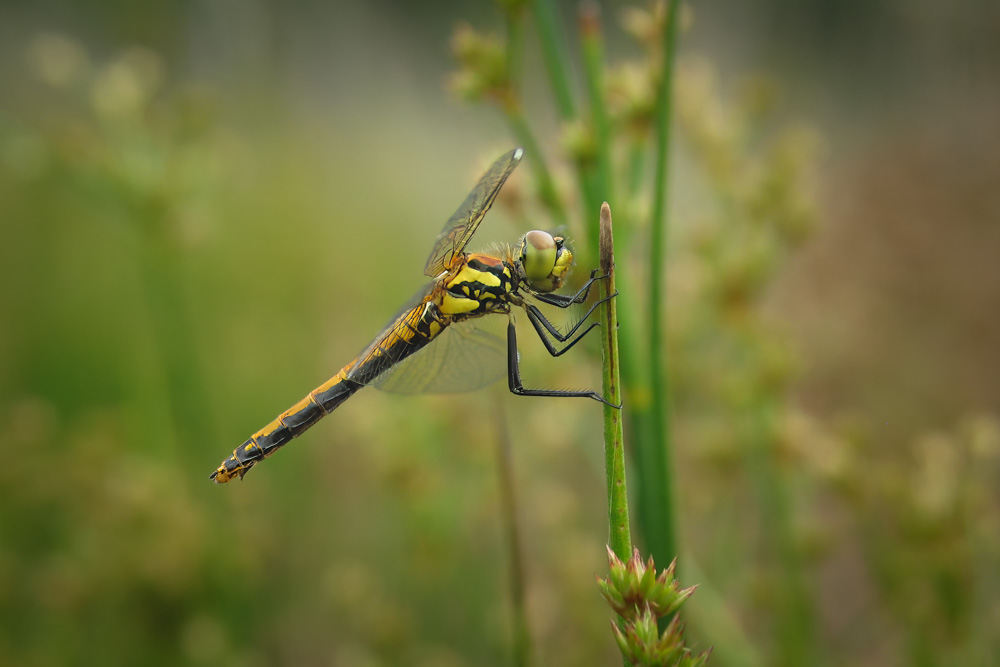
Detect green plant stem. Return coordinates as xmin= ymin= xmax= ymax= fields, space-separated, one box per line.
xmin=599 ymin=203 xmax=631 ymax=561
xmin=499 ymin=4 xmax=567 ymax=228
xmin=133 ymin=241 xmax=180 ymax=458
xmin=136 ymin=222 xmax=217 ymax=458
xmin=504 ymin=6 xmax=525 ymax=100
xmin=746 ymin=399 xmax=816 ymax=666
xmin=530 ymin=0 xmax=576 ymax=121
xmin=525 ymin=0 xmax=604 ymax=258
xmin=579 ymin=3 xmax=614 ymax=212
xmin=614 ymin=137 xmax=646 ymax=270
xmin=626 ymin=137 xmax=647 ymax=201
xmin=640 ymin=0 xmax=682 ymax=568
xmin=503 ymin=108 xmax=568 ymax=228
xmin=682 ymin=558 xmax=764 ymax=667
xmin=495 ymin=399 xmax=532 ymax=667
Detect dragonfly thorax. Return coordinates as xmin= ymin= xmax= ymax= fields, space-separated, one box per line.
xmin=518 ymin=230 xmax=573 ymax=293
xmin=439 ymin=254 xmax=516 ymax=318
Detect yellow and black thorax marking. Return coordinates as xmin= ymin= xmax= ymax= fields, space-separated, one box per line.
xmin=439 ymin=254 xmax=516 ymax=318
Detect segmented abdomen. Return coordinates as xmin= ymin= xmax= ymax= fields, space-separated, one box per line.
xmin=210 ymin=301 xmax=446 ymax=483
xmin=210 ymin=371 xmax=361 ymax=483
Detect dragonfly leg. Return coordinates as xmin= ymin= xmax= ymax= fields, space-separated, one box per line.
xmin=530 ymin=270 xmax=610 ymax=308
xmin=523 ymin=283 xmax=617 ymax=343
xmin=506 ymin=318 xmax=620 ymax=407
xmin=522 ymin=303 xmax=600 ymax=358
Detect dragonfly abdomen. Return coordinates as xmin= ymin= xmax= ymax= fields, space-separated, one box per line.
xmin=210 ymin=371 xmax=361 ymax=483
xmin=211 ymin=304 xmax=444 ymax=483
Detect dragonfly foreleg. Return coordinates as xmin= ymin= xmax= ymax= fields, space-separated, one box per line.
xmin=506 ymin=318 xmax=619 ymax=407
xmin=530 ymin=269 xmax=608 ymax=308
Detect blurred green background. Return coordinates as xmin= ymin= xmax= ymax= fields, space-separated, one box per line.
xmin=1 ymin=1 xmax=998 ymax=665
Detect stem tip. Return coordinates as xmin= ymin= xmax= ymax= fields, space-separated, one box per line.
xmin=599 ymin=201 xmax=614 ymax=275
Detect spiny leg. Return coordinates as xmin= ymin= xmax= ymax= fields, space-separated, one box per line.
xmin=522 ymin=286 xmax=617 ymax=347
xmin=522 ymin=303 xmax=600 ymax=358
xmin=506 ymin=318 xmax=620 ymax=407
xmin=530 ymin=269 xmax=607 ymax=308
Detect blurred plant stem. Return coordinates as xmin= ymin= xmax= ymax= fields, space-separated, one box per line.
xmin=530 ymin=0 xmax=600 ymax=258
xmin=580 ymin=5 xmax=615 ymax=220
xmin=134 ymin=239 xmax=185 ymax=458
xmin=505 ymin=108 xmax=568 ymax=228
xmin=495 ymin=399 xmax=533 ymax=667
xmin=502 ymin=3 xmax=565 ymax=227
xmin=681 ymin=559 xmax=762 ymax=667
xmin=531 ymin=0 xmax=576 ymax=121
xmin=745 ymin=400 xmax=816 ymax=666
xmin=640 ymin=0 xmax=683 ymax=572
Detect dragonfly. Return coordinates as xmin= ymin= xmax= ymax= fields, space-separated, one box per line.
xmin=211 ymin=148 xmax=617 ymax=483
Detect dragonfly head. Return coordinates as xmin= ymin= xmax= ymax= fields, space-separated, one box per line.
xmin=518 ymin=230 xmax=573 ymax=293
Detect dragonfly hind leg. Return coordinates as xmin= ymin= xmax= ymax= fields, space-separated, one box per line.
xmin=505 ymin=319 xmax=620 ymax=407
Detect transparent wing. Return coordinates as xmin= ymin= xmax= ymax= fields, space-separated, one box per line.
xmin=423 ymin=148 xmax=523 ymax=278
xmin=346 ymin=282 xmax=436 ymax=386
xmin=374 ymin=319 xmax=506 ymax=394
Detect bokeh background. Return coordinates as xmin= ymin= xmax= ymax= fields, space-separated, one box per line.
xmin=1 ymin=1 xmax=998 ymax=665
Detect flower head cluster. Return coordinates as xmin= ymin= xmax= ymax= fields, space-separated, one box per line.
xmin=597 ymin=547 xmax=710 ymax=666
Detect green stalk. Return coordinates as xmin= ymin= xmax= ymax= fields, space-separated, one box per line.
xmin=526 ymin=0 xmax=603 ymax=256
xmin=625 ymin=137 xmax=647 ymax=200
xmin=504 ymin=4 xmax=525 ymax=101
xmin=500 ymin=3 xmax=567 ymax=228
xmin=579 ymin=3 xmax=614 ymax=212
xmin=599 ymin=203 xmax=631 ymax=560
xmin=495 ymin=400 xmax=532 ymax=667
xmin=530 ymin=0 xmax=576 ymax=121
xmin=133 ymin=240 xmax=180 ymax=459
xmin=746 ymin=399 xmax=817 ymax=666
xmin=503 ymin=108 xmax=567 ymax=228
xmin=639 ymin=0 xmax=683 ymax=567
xmin=614 ymin=137 xmax=646 ymax=256
xmin=682 ymin=558 xmax=765 ymax=667
xmin=495 ymin=26 xmax=536 ymax=660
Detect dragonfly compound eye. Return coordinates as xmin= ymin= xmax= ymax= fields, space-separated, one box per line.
xmin=521 ymin=229 xmax=557 ymax=281
xmin=521 ymin=230 xmax=572 ymax=292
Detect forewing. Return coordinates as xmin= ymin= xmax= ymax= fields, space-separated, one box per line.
xmin=374 ymin=320 xmax=506 ymax=394
xmin=423 ymin=148 xmax=523 ymax=277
